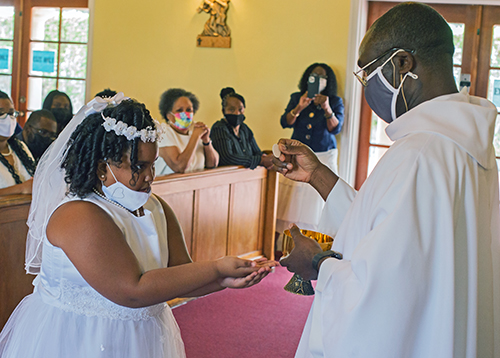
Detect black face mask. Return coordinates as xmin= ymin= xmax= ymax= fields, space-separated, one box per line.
xmin=224 ymin=114 xmax=245 ymax=127
xmin=51 ymin=108 xmax=73 ymax=132
xmin=26 ymin=133 xmax=54 ymax=161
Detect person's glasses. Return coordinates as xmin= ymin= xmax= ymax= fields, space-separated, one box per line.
xmin=28 ymin=125 xmax=57 ymax=140
xmin=0 ymin=110 xmax=20 ymax=119
xmin=353 ymin=47 xmax=414 ymax=87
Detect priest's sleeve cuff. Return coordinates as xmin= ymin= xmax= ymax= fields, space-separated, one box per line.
xmin=317 ymin=178 xmax=356 ymax=237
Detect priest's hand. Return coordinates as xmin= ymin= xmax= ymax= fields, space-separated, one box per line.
xmin=280 ymin=224 xmax=323 ymax=280
xmin=271 ymin=139 xmax=339 ymax=200
xmin=271 ymin=139 xmax=321 ymax=183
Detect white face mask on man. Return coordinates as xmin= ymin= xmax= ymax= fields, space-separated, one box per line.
xmin=101 ymin=163 xmax=151 ymax=212
xmin=0 ymin=113 xmax=17 ymax=138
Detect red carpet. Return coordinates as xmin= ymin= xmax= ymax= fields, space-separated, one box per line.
xmin=173 ymin=266 xmax=315 ymax=358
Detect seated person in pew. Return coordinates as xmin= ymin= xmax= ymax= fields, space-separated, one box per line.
xmin=42 ymin=89 xmax=74 ymax=134
xmin=16 ymin=109 xmax=57 ymax=162
xmin=211 ymin=87 xmax=274 ymax=169
xmin=155 ymin=88 xmax=219 ymax=175
xmin=0 ymin=91 xmax=35 ymax=195
xmin=0 ymin=93 xmax=276 ymax=357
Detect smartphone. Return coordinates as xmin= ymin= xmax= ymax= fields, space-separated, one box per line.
xmin=307 ymin=75 xmax=320 ymax=98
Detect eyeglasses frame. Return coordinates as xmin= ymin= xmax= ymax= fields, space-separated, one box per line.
xmin=0 ymin=110 xmax=20 ymax=119
xmin=354 ymin=47 xmax=415 ymax=87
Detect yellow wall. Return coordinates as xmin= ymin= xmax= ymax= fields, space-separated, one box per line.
xmin=90 ymin=0 xmax=351 ymax=150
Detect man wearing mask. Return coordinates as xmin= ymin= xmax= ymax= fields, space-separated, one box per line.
xmin=274 ymin=3 xmax=499 ymax=357
xmin=42 ymin=90 xmax=73 ymax=133
xmin=17 ymin=109 xmax=57 ymax=162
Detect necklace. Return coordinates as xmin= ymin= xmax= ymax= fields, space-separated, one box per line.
xmin=0 ymin=144 xmax=12 ymax=157
xmin=92 ymin=188 xmax=143 ymax=217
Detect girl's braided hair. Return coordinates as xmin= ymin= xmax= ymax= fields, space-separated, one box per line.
xmin=61 ymin=99 xmax=156 ymax=197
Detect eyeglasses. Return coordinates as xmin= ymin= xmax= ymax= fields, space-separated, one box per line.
xmin=28 ymin=125 xmax=57 ymax=140
xmin=353 ymin=47 xmax=415 ymax=87
xmin=0 ymin=110 xmax=20 ymax=119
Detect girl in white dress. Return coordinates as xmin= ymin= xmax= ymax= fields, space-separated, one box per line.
xmin=0 ymin=94 xmax=275 ymax=358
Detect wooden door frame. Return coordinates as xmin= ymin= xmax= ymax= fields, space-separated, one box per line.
xmin=340 ymin=0 xmax=500 ymax=187
xmin=0 ymin=0 xmax=94 ymax=118
xmin=18 ymin=0 xmax=89 ymax=123
xmin=476 ymin=5 xmax=500 ymax=98
xmin=0 ymin=0 xmax=21 ymax=105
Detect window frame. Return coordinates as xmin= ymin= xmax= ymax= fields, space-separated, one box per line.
xmin=0 ymin=0 xmax=89 ymax=124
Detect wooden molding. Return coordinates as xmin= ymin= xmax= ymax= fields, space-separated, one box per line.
xmin=196 ymin=35 xmax=231 ymax=48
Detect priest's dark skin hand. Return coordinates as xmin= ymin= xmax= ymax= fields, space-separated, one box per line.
xmin=280 ymin=224 xmax=323 ymax=280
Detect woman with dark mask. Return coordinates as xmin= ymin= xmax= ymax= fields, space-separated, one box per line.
xmin=17 ymin=109 xmax=57 ymax=162
xmin=0 ymin=91 xmax=36 ymax=195
xmin=210 ymin=87 xmax=273 ymax=169
xmin=42 ymin=90 xmax=73 ymax=134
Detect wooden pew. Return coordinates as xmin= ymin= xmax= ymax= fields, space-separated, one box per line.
xmin=153 ymin=166 xmax=278 ymax=261
xmin=0 ymin=194 xmax=35 ymax=331
xmin=0 ymin=166 xmax=278 ymax=330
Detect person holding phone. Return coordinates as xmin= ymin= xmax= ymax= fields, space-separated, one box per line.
xmin=281 ymin=63 xmax=344 ymax=153
xmin=276 ymin=63 xmax=344 ymax=238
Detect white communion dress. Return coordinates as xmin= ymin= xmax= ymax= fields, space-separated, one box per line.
xmin=0 ymin=193 xmax=186 ymax=358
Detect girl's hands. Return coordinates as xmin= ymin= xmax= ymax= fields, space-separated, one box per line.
xmin=217 ymin=257 xmax=278 ymax=288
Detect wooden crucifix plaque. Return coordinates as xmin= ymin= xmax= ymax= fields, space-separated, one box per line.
xmin=197 ymin=35 xmax=231 ymax=48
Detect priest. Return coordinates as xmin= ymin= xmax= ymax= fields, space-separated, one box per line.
xmin=275 ymin=2 xmax=500 ymax=357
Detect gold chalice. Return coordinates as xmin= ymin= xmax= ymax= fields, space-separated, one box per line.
xmin=281 ymin=229 xmax=334 ymax=295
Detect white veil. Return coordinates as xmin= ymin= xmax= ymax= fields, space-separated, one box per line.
xmin=25 ymin=92 xmax=128 ymax=274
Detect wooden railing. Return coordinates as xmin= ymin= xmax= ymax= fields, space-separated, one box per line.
xmin=0 ymin=194 xmax=34 ymax=332
xmin=0 ymin=166 xmax=278 ymax=330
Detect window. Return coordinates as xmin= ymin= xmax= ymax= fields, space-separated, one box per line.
xmin=27 ymin=6 xmax=89 ymax=112
xmin=0 ymin=5 xmax=15 ymax=97
xmin=0 ymin=0 xmax=88 ymax=124
xmin=476 ymin=6 xmax=500 ymax=182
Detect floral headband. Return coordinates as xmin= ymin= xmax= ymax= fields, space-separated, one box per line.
xmin=101 ymin=113 xmax=166 ymax=143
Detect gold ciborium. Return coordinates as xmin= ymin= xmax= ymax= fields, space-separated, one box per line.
xmin=281 ymin=229 xmax=333 ymax=296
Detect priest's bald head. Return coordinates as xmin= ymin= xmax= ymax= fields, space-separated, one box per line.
xmin=356 ymin=2 xmax=458 ymax=123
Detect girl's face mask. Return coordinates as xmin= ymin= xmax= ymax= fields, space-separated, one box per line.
xmin=101 ymin=163 xmax=150 ymax=212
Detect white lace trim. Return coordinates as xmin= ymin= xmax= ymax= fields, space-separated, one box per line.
xmin=57 ymin=279 xmax=166 ymax=321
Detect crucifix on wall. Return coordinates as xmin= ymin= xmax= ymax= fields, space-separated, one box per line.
xmin=196 ymin=0 xmax=231 ymax=48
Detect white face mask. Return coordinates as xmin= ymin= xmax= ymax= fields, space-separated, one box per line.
xmin=0 ymin=114 xmax=17 ymax=138
xmin=101 ymin=163 xmax=150 ymax=212
xmin=319 ymin=78 xmax=327 ymax=93
xmin=364 ymin=49 xmax=418 ymax=123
